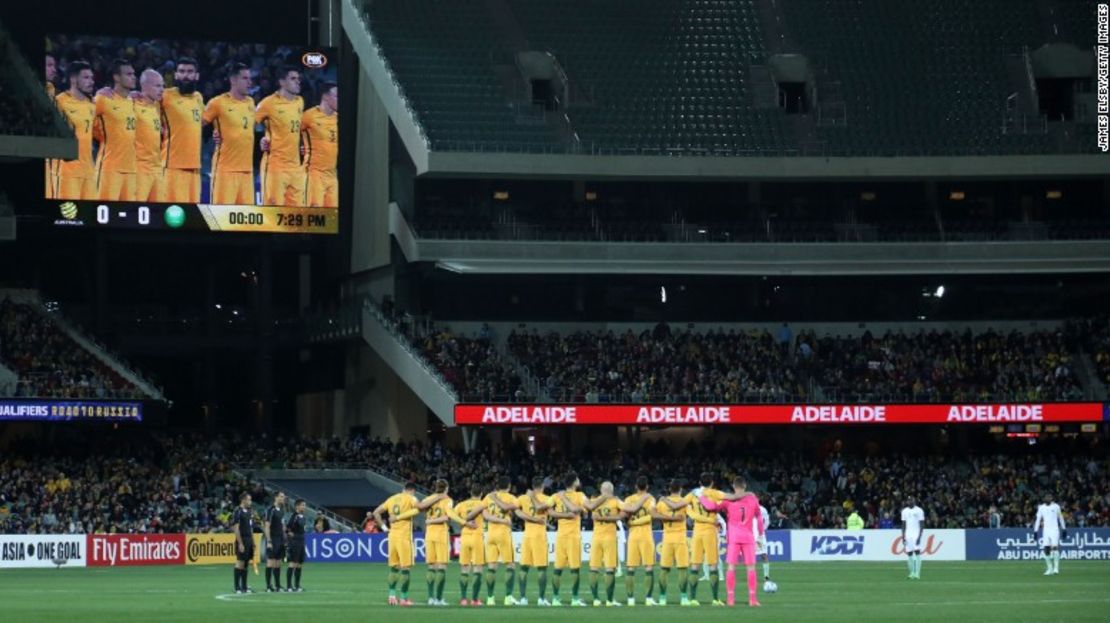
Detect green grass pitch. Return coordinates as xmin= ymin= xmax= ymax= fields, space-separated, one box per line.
xmin=1 ymin=561 xmax=1107 ymax=622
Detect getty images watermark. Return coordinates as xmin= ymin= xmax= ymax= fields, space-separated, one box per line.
xmin=1098 ymin=4 xmax=1109 ymax=152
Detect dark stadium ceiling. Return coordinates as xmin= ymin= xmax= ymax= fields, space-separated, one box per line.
xmin=389 ymin=206 xmax=1110 ymax=276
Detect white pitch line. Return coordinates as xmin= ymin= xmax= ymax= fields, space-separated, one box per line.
xmin=887 ymin=597 xmax=1110 ymax=607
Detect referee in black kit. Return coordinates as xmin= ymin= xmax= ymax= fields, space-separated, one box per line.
xmin=264 ymin=492 xmax=287 ymax=592
xmin=285 ymin=499 xmax=308 ymax=592
xmin=232 ymin=493 xmax=255 ymax=593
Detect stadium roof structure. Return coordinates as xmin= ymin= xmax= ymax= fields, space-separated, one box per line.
xmin=0 ymin=22 xmax=76 ymax=160
xmin=344 ymin=0 xmax=1105 ymax=180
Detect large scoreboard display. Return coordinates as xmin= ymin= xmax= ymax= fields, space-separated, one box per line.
xmin=45 ymin=35 xmax=339 ymax=234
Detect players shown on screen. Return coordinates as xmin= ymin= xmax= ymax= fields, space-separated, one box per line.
xmin=49 ymin=50 xmax=337 ymax=208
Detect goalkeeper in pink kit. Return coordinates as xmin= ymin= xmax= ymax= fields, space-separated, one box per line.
xmin=699 ymin=476 xmax=764 ymax=607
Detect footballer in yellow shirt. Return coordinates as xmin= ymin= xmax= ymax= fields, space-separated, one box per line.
xmin=301 ymin=83 xmax=338 ymax=208
xmin=548 ymin=472 xmax=612 ymax=606
xmin=654 ymin=479 xmax=690 ymax=605
xmin=54 ymin=62 xmax=96 ymax=200
xmin=161 ymin=58 xmax=204 ymax=203
xmin=45 ymin=54 xmax=57 ymax=199
xmin=133 ymin=69 xmax=166 ymax=203
xmin=93 ymin=60 xmax=137 ymax=201
xmin=589 ymin=482 xmax=624 ymax=605
xmin=424 ymin=479 xmax=464 ymax=605
xmin=482 ymin=476 xmax=519 ymax=605
xmin=682 ymin=473 xmax=726 ymax=605
xmin=453 ymin=488 xmax=487 ymax=605
xmin=515 ymin=477 xmax=552 ymax=604
xmin=621 ymin=475 xmax=658 ymax=605
xmin=372 ymin=482 xmax=446 ymax=606
xmin=203 ymin=63 xmax=255 ymax=205
xmin=256 ymin=68 xmax=304 ymax=206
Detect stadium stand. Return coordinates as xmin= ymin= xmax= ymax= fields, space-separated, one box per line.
xmin=0 ymin=293 xmax=161 ymax=400
xmin=363 ymin=0 xmax=560 ymax=152
xmin=359 ymin=0 xmax=1097 ymax=156
xmin=501 ymin=324 xmax=1084 ymax=403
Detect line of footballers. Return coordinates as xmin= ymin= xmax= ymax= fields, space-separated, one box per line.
xmin=44 ymin=53 xmax=339 ymax=208
xmin=371 ymin=472 xmax=773 ymax=608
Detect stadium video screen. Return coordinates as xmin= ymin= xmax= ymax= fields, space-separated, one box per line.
xmin=45 ymin=35 xmax=339 ymax=234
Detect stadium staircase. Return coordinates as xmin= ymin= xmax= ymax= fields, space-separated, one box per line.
xmin=234 ymin=466 xmax=431 ymax=527
xmin=231 ymin=467 xmax=359 ymax=532
xmin=43 ymin=306 xmax=165 ymax=401
xmin=487 ymin=331 xmax=550 ymax=402
xmin=350 ymin=0 xmax=563 ymax=153
xmin=0 ymin=290 xmax=164 ymax=400
xmin=0 ymin=360 xmax=17 ymax=395
xmin=1073 ymin=354 xmax=1108 ymax=401
xmin=360 ymin=298 xmax=457 ymax=425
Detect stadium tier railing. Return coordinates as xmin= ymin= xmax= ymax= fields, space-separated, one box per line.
xmin=362 ymin=296 xmax=460 ymax=401
xmin=43 ymin=303 xmax=166 ymax=401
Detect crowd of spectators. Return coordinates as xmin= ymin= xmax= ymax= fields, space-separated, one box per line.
xmin=0 ymin=430 xmax=264 ymax=534
xmin=499 ymin=324 xmax=1086 ymax=403
xmin=510 ymin=325 xmax=799 ymax=402
xmin=415 ymin=328 xmax=527 ymax=401
xmin=3 ymin=428 xmax=1106 ymax=535
xmin=804 ymin=327 xmax=1084 ymax=402
xmin=223 ymin=432 xmax=1109 ymax=531
xmin=0 ymin=298 xmax=142 ymax=399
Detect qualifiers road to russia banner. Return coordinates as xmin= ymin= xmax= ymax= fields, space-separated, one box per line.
xmin=0 ymin=399 xmax=142 ymax=422
xmin=455 ymin=402 xmax=1107 ymax=426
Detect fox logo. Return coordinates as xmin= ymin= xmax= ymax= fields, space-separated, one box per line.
xmin=301 ymin=52 xmax=328 ymax=69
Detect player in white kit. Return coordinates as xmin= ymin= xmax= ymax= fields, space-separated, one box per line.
xmin=900 ymin=497 xmax=925 ymax=580
xmin=755 ymin=504 xmax=771 ymax=582
xmin=1033 ymin=493 xmax=1066 ymax=575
